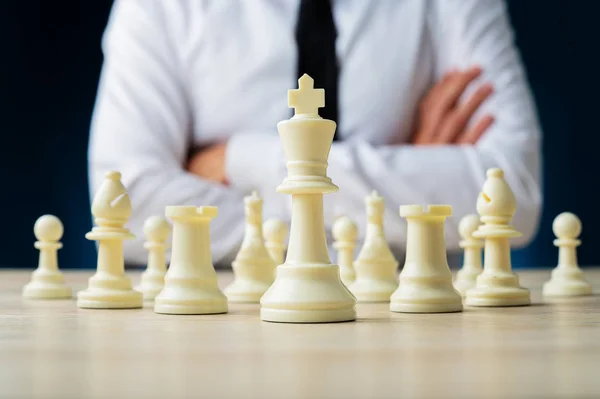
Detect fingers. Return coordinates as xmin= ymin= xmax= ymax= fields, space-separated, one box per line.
xmin=432 ymin=66 xmax=482 ymax=118
xmin=435 ymin=83 xmax=494 ymax=144
xmin=456 ymin=114 xmax=495 ymax=145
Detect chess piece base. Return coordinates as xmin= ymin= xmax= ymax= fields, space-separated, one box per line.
xmin=543 ymin=279 xmax=592 ymax=297
xmin=136 ymin=272 xmax=165 ymax=301
xmin=23 ymin=282 xmax=72 ymax=299
xmin=225 ymin=281 xmax=272 ymax=303
xmin=390 ymin=287 xmax=462 ymax=313
xmin=390 ymin=301 xmax=463 ymax=314
xmin=349 ymin=279 xmax=397 ymax=303
xmin=390 ymin=274 xmax=463 ymax=313
xmin=454 ymin=270 xmax=481 ymax=297
xmin=154 ymin=301 xmax=228 ymax=315
xmin=465 ymin=286 xmax=531 ymax=307
xmin=154 ymin=279 xmax=228 ymax=315
xmin=225 ymin=260 xmax=275 ymax=303
xmin=77 ymin=273 xmax=143 ymax=309
xmin=260 ymin=264 xmax=356 ymax=323
xmin=77 ymin=288 xmax=143 ymax=309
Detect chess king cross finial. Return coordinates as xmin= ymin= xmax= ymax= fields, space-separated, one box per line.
xmin=288 ymin=74 xmax=325 ymax=117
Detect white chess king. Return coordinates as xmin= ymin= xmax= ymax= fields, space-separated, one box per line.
xmin=464 ymin=168 xmax=531 ymax=307
xmin=23 ymin=215 xmax=72 ymax=299
xmin=260 ymin=74 xmax=356 ymax=323
xmin=543 ymin=212 xmax=592 ymax=297
xmin=77 ymin=171 xmax=143 ymax=309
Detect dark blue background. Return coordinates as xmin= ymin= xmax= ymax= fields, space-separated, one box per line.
xmin=0 ymin=1 xmax=595 ymax=269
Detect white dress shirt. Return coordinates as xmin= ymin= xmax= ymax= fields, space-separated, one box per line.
xmin=89 ymin=0 xmax=542 ymax=266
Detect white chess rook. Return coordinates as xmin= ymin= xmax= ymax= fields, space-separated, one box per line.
xmin=136 ymin=216 xmax=171 ymax=301
xmin=332 ymin=216 xmax=358 ymax=287
xmin=77 ymin=171 xmax=143 ymax=309
xmin=349 ymin=191 xmax=398 ymax=302
xmin=225 ymin=191 xmax=277 ymax=303
xmin=260 ymin=74 xmax=356 ymax=323
xmin=263 ymin=219 xmax=288 ymax=266
xmin=453 ymin=214 xmax=483 ymax=296
xmin=154 ymin=206 xmax=227 ymax=315
xmin=23 ymin=215 xmax=72 ymax=299
xmin=390 ymin=205 xmax=462 ymax=313
xmin=465 ymin=168 xmax=530 ymax=307
xmin=543 ymin=212 xmax=592 ymax=297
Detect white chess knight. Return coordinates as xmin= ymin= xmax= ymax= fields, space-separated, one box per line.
xmin=23 ymin=215 xmax=72 ymax=299
xmin=225 ymin=191 xmax=277 ymax=303
xmin=390 ymin=205 xmax=463 ymax=313
xmin=543 ymin=212 xmax=592 ymax=297
xmin=263 ymin=219 xmax=288 ymax=266
xmin=349 ymin=191 xmax=398 ymax=302
xmin=332 ymin=215 xmax=358 ymax=287
xmin=154 ymin=206 xmax=228 ymax=315
xmin=465 ymin=168 xmax=531 ymax=307
xmin=135 ymin=216 xmax=171 ymax=301
xmin=78 ymin=171 xmax=143 ymax=309
xmin=453 ymin=214 xmax=484 ymax=296
xmin=260 ymin=74 xmax=356 ymax=323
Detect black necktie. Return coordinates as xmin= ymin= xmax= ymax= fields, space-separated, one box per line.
xmin=295 ymin=0 xmax=340 ymax=140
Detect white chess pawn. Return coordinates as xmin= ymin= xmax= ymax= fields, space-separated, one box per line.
xmin=263 ymin=219 xmax=288 ymax=265
xmin=453 ymin=214 xmax=483 ymax=296
xmin=225 ymin=191 xmax=277 ymax=303
xmin=77 ymin=171 xmax=143 ymax=309
xmin=349 ymin=191 xmax=398 ymax=302
xmin=543 ymin=212 xmax=592 ymax=297
xmin=154 ymin=206 xmax=228 ymax=315
xmin=136 ymin=216 xmax=171 ymax=301
xmin=465 ymin=168 xmax=530 ymax=307
xmin=332 ymin=216 xmax=358 ymax=287
xmin=23 ymin=215 xmax=72 ymax=299
xmin=390 ymin=205 xmax=463 ymax=313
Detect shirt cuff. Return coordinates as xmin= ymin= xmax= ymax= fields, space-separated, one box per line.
xmin=225 ymin=132 xmax=283 ymax=193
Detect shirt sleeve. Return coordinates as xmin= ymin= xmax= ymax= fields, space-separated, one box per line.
xmin=226 ymin=0 xmax=542 ymax=252
xmin=89 ymin=0 xmax=247 ymax=266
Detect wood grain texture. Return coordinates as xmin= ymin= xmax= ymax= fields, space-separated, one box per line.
xmin=1 ymin=269 xmax=599 ymax=399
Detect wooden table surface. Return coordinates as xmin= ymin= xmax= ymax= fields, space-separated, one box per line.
xmin=1 ymin=269 xmax=600 ymax=399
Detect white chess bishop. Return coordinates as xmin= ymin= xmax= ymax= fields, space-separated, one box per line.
xmin=453 ymin=214 xmax=484 ymax=296
xmin=260 ymin=74 xmax=356 ymax=323
xmin=543 ymin=212 xmax=592 ymax=297
xmin=225 ymin=191 xmax=277 ymax=303
xmin=465 ymin=168 xmax=531 ymax=307
xmin=154 ymin=206 xmax=227 ymax=315
xmin=136 ymin=216 xmax=171 ymax=301
xmin=349 ymin=191 xmax=398 ymax=302
xmin=390 ymin=205 xmax=462 ymax=313
xmin=332 ymin=215 xmax=358 ymax=287
xmin=23 ymin=215 xmax=72 ymax=299
xmin=263 ymin=219 xmax=288 ymax=266
xmin=77 ymin=171 xmax=143 ymax=309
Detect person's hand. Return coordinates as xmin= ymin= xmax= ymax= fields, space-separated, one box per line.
xmin=411 ymin=66 xmax=495 ymax=145
xmin=186 ymin=142 xmax=229 ymax=185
